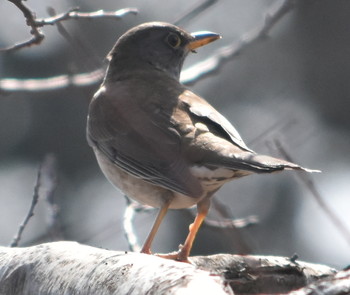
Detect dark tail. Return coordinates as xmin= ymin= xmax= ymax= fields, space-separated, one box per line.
xmin=217 ymin=153 xmax=321 ymax=174
xmin=237 ymin=154 xmax=321 ymax=174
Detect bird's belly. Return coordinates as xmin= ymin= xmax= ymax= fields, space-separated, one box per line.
xmin=93 ymin=149 xmax=199 ymax=209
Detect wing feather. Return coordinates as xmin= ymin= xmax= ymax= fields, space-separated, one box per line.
xmin=87 ymin=86 xmax=203 ymax=198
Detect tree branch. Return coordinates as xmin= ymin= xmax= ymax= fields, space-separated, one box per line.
xmin=41 ymin=154 xmax=63 ymax=241
xmin=174 ymin=0 xmax=218 ymax=26
xmin=289 ymin=268 xmax=350 ymax=295
xmin=9 ymin=155 xmax=57 ymax=247
xmin=0 ymin=0 xmax=294 ymax=93
xmin=180 ymin=0 xmax=295 ymax=85
xmin=203 ymin=214 xmax=258 ymax=229
xmin=274 ymin=139 xmax=350 ymax=248
xmin=2 ymin=0 xmax=45 ymax=51
xmin=123 ymin=198 xmax=144 ymax=252
xmin=0 ymin=0 xmax=137 ymax=52
xmin=0 ymin=68 xmax=105 ymax=94
xmin=0 ymin=241 xmax=338 ymax=295
xmin=35 ymin=7 xmax=138 ymax=26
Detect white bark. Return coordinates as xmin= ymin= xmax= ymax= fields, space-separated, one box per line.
xmin=0 ymin=242 xmax=232 ymax=295
xmin=0 ymin=241 xmax=341 ymax=295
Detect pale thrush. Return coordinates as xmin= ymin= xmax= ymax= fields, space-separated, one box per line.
xmin=87 ymin=22 xmax=317 ymax=262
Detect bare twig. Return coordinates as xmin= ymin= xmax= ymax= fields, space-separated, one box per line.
xmin=0 ymin=68 xmax=105 ymax=94
xmin=35 ymin=7 xmax=138 ymax=26
xmin=10 ymin=167 xmax=41 ymax=247
xmin=123 ymin=193 xmax=257 ymax=253
xmin=123 ymin=199 xmax=141 ymax=252
xmin=42 ymin=154 xmax=63 ymax=241
xmin=180 ymin=0 xmax=295 ymax=85
xmin=46 ymin=7 xmax=102 ymax=71
xmin=2 ymin=0 xmax=44 ymax=51
xmin=1 ymin=1 xmax=137 ymax=52
xmin=10 ymin=154 xmax=57 ymax=247
xmin=274 ymin=139 xmax=350 ymax=248
xmin=247 ymin=118 xmax=298 ymax=147
xmin=203 ymin=214 xmax=258 ymax=229
xmin=210 ymin=198 xmax=253 ymax=254
xmin=174 ymin=0 xmax=218 ymax=26
xmin=0 ymin=1 xmax=294 ymax=93
xmin=123 ymin=197 xmax=155 ymax=252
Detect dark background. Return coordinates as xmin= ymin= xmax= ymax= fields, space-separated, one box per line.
xmin=0 ymin=0 xmax=349 ymax=269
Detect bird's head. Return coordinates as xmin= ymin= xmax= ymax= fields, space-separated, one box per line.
xmin=107 ymin=22 xmax=221 ymax=80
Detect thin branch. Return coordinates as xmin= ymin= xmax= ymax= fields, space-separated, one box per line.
xmin=0 ymin=0 xmax=294 ymax=92
xmin=122 ymin=194 xmax=257 ymax=253
xmin=0 ymin=68 xmax=105 ymax=94
xmin=1 ymin=1 xmax=137 ymax=52
xmin=42 ymin=154 xmax=63 ymax=241
xmin=180 ymin=0 xmax=295 ymax=85
xmin=35 ymin=7 xmax=138 ymax=26
xmin=2 ymin=0 xmax=44 ymax=51
xmin=46 ymin=7 xmax=102 ymax=71
xmin=10 ymin=155 xmax=55 ymax=247
xmin=247 ymin=118 xmax=298 ymax=147
xmin=174 ymin=0 xmax=218 ymax=26
xmin=123 ymin=197 xmax=155 ymax=252
xmin=209 ymin=198 xmax=253 ymax=254
xmin=123 ymin=194 xmax=257 ymax=254
xmin=203 ymin=214 xmax=258 ymax=229
xmin=123 ymin=198 xmax=142 ymax=252
xmin=274 ymin=139 xmax=350 ymax=248
xmin=10 ymin=167 xmax=41 ymax=247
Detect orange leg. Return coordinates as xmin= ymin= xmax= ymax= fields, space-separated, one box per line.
xmin=141 ymin=198 xmax=172 ymax=254
xmin=177 ymin=198 xmax=210 ymax=262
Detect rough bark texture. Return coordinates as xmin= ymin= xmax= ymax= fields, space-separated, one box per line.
xmin=0 ymin=241 xmax=344 ymax=295
xmin=191 ymin=254 xmax=337 ymax=294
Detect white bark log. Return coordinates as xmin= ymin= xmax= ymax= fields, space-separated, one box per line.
xmin=0 ymin=242 xmax=232 ymax=295
xmin=0 ymin=241 xmax=340 ymax=295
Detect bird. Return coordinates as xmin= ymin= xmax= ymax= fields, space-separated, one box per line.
xmin=87 ymin=22 xmax=318 ymax=263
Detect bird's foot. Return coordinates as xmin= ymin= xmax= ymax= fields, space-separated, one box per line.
xmin=155 ymin=245 xmax=191 ymax=263
xmin=141 ymin=246 xmax=190 ymax=262
xmin=155 ymin=252 xmax=190 ymax=263
xmin=140 ymin=247 xmax=152 ymax=255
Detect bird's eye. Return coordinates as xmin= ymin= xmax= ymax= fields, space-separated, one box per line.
xmin=166 ymin=33 xmax=181 ymax=48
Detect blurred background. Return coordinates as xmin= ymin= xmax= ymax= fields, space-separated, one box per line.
xmin=0 ymin=0 xmax=349 ymax=269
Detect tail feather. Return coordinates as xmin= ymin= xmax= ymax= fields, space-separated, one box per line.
xmin=240 ymin=154 xmax=321 ymax=174
xmin=216 ymin=153 xmax=321 ymax=174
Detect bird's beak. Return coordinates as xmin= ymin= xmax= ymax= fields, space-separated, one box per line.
xmin=187 ymin=31 xmax=221 ymax=51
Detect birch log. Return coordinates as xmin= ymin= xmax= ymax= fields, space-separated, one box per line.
xmin=0 ymin=241 xmax=341 ymax=295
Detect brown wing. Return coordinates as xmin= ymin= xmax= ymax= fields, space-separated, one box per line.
xmin=178 ymin=90 xmax=316 ymax=173
xmin=87 ymin=85 xmax=203 ymax=198
xmin=180 ymin=90 xmax=253 ymax=152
